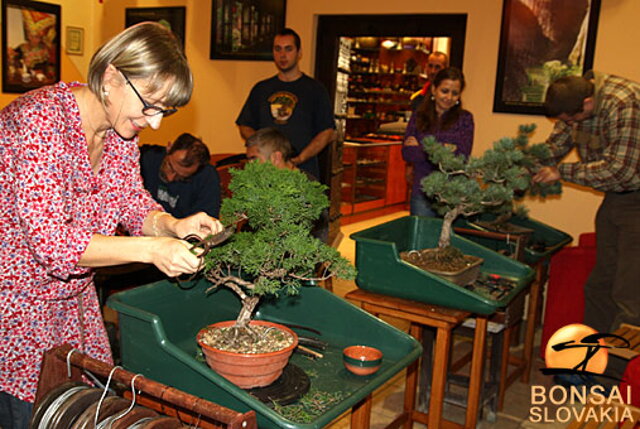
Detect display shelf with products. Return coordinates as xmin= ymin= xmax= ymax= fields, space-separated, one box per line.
xmin=331 ymin=36 xmax=451 ymax=224
xmin=315 ymin=17 xmax=465 ymax=240
xmin=345 ymin=40 xmax=430 ymax=139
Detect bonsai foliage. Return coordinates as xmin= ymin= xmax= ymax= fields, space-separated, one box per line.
xmin=202 ymin=161 xmax=356 ymax=328
xmin=421 ymin=124 xmax=561 ymax=248
xmin=482 ymin=125 xmax=563 ymax=227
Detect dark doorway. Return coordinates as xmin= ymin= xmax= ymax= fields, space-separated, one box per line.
xmin=313 ymin=14 xmax=468 ymax=244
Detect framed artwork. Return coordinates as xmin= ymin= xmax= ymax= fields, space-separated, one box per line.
xmin=493 ymin=0 xmax=601 ymax=115
xmin=125 ymin=7 xmax=186 ymax=49
xmin=65 ymin=26 xmax=83 ymax=56
xmin=210 ymin=0 xmax=286 ymax=61
xmin=2 ymin=0 xmax=61 ymax=94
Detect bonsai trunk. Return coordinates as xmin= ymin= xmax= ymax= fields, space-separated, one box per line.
xmin=205 ymin=274 xmax=262 ymax=330
xmin=438 ymin=208 xmax=462 ymax=248
xmin=236 ymin=295 xmax=260 ymax=328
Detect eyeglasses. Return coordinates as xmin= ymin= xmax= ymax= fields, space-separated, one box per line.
xmin=119 ymin=70 xmax=178 ymax=117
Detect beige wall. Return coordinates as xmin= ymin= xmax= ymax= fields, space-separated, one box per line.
xmin=2 ymin=0 xmax=638 ymax=241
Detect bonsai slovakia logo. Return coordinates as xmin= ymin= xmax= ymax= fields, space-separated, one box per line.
xmin=529 ymin=323 xmax=634 ymax=424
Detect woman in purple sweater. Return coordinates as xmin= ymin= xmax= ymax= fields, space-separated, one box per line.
xmin=402 ymin=67 xmax=474 ymax=216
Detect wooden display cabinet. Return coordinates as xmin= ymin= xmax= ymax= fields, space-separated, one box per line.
xmin=341 ymin=141 xmax=408 ymax=223
xmin=335 ymin=39 xmax=427 ymax=224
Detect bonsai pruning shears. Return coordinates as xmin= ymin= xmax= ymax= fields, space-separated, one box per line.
xmin=183 ymin=224 xmax=235 ymax=251
xmin=261 ymin=319 xmax=328 ymax=359
xmin=176 ymin=215 xmax=247 ymax=284
xmin=295 ymin=336 xmax=329 ymax=360
xmin=181 ymin=214 xmax=249 ymax=263
xmin=297 ymin=335 xmax=328 ymax=351
xmin=183 ymin=214 xmax=248 ymax=253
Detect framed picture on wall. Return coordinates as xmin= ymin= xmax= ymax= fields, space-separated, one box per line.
xmin=2 ymin=0 xmax=61 ymax=94
xmin=125 ymin=7 xmax=186 ymax=50
xmin=65 ymin=26 xmax=84 ymax=56
xmin=210 ymin=0 xmax=286 ymax=61
xmin=493 ymin=0 xmax=601 ymax=115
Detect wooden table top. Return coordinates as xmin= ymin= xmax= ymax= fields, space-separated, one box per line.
xmin=345 ymin=289 xmax=471 ymax=324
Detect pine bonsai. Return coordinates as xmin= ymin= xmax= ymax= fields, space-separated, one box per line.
xmin=481 ymin=125 xmax=562 ymax=230
xmin=421 ymin=124 xmax=561 ymax=250
xmin=200 ymin=161 xmax=356 ymax=330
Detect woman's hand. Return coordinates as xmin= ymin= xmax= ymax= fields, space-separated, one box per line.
xmin=404 ymin=136 xmax=419 ymax=147
xmin=171 ymin=212 xmax=224 ymax=240
xmin=148 ymin=236 xmax=205 ymax=277
xmin=150 ymin=213 xmax=223 ymax=276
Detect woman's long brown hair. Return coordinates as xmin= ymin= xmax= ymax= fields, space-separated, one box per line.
xmin=416 ymin=67 xmax=466 ymax=133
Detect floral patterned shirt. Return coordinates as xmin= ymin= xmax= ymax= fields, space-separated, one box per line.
xmin=0 ymin=81 xmax=161 ymax=402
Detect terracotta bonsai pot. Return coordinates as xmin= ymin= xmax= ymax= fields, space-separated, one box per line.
xmin=196 ymin=320 xmax=298 ymax=389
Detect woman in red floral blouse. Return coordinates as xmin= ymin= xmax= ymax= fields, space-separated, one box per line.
xmin=0 ymin=22 xmax=223 ymax=428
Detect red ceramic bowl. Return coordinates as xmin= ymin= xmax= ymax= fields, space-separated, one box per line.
xmin=343 ymin=345 xmax=383 ymax=376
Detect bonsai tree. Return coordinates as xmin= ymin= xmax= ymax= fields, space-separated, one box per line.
xmin=200 ymin=161 xmax=356 ymax=330
xmin=473 ymin=124 xmax=563 ymax=230
xmin=421 ymin=124 xmax=561 ymax=250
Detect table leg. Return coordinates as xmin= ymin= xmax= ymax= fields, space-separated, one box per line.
xmin=429 ymin=325 xmax=453 ymax=429
xmin=465 ymin=316 xmax=487 ymax=428
xmin=418 ymin=326 xmax=435 ymax=407
xmin=497 ymin=325 xmax=512 ymax=411
xmin=351 ymin=394 xmax=372 ymax=429
xmin=402 ymin=324 xmax=422 ymax=429
xmin=522 ymin=266 xmax=543 ymax=384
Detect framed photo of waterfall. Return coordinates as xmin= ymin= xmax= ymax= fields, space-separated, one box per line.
xmin=493 ymin=0 xmax=601 ymax=115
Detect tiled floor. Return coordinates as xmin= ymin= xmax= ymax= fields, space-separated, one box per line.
xmin=326 ymin=211 xmax=557 ymax=428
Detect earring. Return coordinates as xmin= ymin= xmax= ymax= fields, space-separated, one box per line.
xmin=430 ymin=95 xmax=435 ymax=101
xmin=456 ymin=100 xmax=460 ymax=105
xmin=102 ymin=86 xmax=110 ymax=97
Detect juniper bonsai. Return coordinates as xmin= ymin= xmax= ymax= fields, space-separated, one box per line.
xmin=200 ymin=161 xmax=356 ymax=329
xmin=421 ymin=124 xmax=561 ymax=249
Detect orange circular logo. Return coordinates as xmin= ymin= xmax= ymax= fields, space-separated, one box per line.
xmin=544 ymin=323 xmax=608 ymax=374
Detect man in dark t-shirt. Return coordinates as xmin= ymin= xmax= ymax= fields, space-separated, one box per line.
xmin=236 ymin=28 xmax=335 ymax=179
xmin=140 ymin=133 xmax=221 ymax=218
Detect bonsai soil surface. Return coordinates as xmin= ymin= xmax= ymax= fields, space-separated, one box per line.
xmin=400 ymin=247 xmax=478 ymax=273
xmin=200 ymin=325 xmax=295 ymax=354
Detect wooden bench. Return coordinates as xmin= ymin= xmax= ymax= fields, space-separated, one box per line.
xmin=606 ymin=323 xmax=640 ymax=360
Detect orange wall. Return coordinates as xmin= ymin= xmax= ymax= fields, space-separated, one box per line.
xmin=2 ymin=0 xmax=638 ymax=240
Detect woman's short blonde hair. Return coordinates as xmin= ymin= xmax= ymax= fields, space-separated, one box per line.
xmin=88 ymin=22 xmax=192 ymax=107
